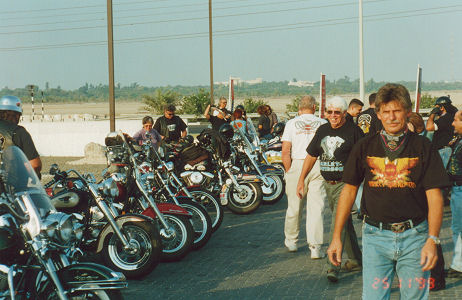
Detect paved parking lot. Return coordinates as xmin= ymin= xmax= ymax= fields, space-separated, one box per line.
xmin=122 ymin=196 xmax=462 ymax=299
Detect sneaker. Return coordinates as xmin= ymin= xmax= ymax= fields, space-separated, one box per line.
xmin=327 ymin=269 xmax=339 ymax=283
xmin=309 ymin=245 xmax=325 ymax=259
xmin=445 ymin=268 xmax=462 ymax=278
xmin=286 ymin=244 xmax=297 ymax=252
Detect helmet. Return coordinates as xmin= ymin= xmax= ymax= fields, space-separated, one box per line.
xmin=435 ymin=96 xmax=451 ymax=106
xmin=0 ymin=96 xmax=22 ymax=113
xmin=197 ymin=131 xmax=212 ymax=146
xmin=183 ymin=135 xmax=194 ymax=144
xmin=235 ymin=104 xmax=245 ymax=111
xmin=219 ymin=123 xmax=234 ymax=140
xmin=272 ymin=122 xmax=285 ymax=135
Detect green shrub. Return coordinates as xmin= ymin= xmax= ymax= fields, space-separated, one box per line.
xmin=243 ymin=97 xmax=267 ymax=113
xmin=143 ymin=89 xmax=180 ymax=114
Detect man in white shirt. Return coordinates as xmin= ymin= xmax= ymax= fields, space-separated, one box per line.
xmin=282 ymin=95 xmax=327 ymax=258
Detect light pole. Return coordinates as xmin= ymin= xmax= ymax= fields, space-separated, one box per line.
xmin=359 ymin=0 xmax=365 ymax=102
xmin=209 ymin=0 xmax=214 ymax=105
xmin=107 ymin=0 xmax=115 ymax=131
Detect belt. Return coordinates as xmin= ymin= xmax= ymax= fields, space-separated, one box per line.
xmin=363 ymin=215 xmax=424 ymax=233
xmin=325 ymin=180 xmax=341 ymax=185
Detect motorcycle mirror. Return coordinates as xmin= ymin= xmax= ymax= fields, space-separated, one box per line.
xmin=49 ymin=164 xmax=59 ymax=175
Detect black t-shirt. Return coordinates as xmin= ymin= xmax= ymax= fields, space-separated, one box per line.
xmin=13 ymin=126 xmax=39 ymax=160
xmin=357 ymin=108 xmax=382 ymax=136
xmin=258 ymin=115 xmax=271 ymax=137
xmin=342 ymin=131 xmax=450 ymax=223
xmin=346 ymin=113 xmax=355 ymax=124
xmin=153 ymin=116 xmax=187 ymax=143
xmin=209 ymin=108 xmax=231 ymax=132
xmin=433 ymin=112 xmax=456 ymax=150
xmin=307 ymin=121 xmax=364 ymax=181
xmin=448 ymin=136 xmax=462 ymax=182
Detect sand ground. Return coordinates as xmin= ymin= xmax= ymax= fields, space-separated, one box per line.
xmin=22 ymin=90 xmax=462 ymax=118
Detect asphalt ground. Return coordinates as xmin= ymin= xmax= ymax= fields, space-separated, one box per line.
xmin=118 ymin=194 xmax=462 ymax=300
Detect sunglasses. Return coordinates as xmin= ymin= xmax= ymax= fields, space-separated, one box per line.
xmin=326 ymin=110 xmax=342 ymax=115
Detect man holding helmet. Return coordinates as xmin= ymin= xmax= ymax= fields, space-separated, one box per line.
xmin=0 ymin=95 xmax=42 ymax=177
xmin=426 ymin=96 xmax=458 ymax=150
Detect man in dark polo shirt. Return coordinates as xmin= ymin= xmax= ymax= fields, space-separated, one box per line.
xmin=296 ymin=96 xmax=364 ymax=283
xmin=328 ymin=83 xmax=450 ymax=299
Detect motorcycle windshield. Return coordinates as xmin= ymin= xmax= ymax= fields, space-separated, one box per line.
xmin=245 ymin=119 xmax=261 ymax=147
xmin=233 ymin=123 xmax=255 ymax=151
xmin=1 ymin=146 xmax=55 ymax=217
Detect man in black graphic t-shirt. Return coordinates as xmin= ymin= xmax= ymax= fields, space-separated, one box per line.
xmin=328 ymin=83 xmax=450 ymax=299
xmin=153 ymin=105 xmax=187 ymax=143
xmin=297 ymin=96 xmax=364 ymax=283
xmin=426 ymin=96 xmax=458 ymax=150
xmin=357 ymin=93 xmax=382 ymax=136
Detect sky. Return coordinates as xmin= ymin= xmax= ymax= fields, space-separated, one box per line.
xmin=0 ymin=0 xmax=461 ymax=90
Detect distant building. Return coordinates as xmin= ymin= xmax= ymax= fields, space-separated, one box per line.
xmin=288 ymin=80 xmax=315 ymax=87
xmin=215 ymin=77 xmax=263 ymax=86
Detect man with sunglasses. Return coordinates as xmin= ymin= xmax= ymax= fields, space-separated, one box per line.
xmin=296 ymin=96 xmax=364 ymax=283
xmin=153 ymin=104 xmax=187 ymax=143
xmin=328 ymin=83 xmax=449 ymax=299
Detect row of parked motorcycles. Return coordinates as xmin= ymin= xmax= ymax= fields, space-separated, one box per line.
xmin=0 ymin=119 xmax=284 ymax=299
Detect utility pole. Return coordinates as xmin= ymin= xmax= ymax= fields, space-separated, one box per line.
xmin=208 ymin=0 xmax=214 ymax=105
xmin=359 ymin=0 xmax=365 ymax=102
xmin=107 ymin=0 xmax=115 ymax=131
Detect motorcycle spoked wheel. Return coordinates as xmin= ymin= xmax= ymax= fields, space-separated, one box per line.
xmin=226 ymin=182 xmax=262 ymax=215
xmin=159 ymin=214 xmax=194 ymax=262
xmin=188 ymin=188 xmax=224 ymax=232
xmin=176 ymin=198 xmax=213 ymax=251
xmin=102 ymin=221 xmax=161 ymax=279
xmin=261 ymin=174 xmax=285 ymax=205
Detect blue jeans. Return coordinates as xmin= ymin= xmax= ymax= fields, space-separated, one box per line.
xmin=450 ymin=185 xmax=462 ymax=272
xmin=362 ymin=221 xmax=430 ymax=300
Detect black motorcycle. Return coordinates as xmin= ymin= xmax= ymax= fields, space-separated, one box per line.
xmin=45 ymin=164 xmax=161 ymax=279
xmin=0 ymin=146 xmax=127 ymax=299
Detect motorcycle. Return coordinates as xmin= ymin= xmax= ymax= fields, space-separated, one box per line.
xmin=45 ymin=164 xmax=161 ymax=279
xmin=230 ymin=122 xmax=285 ymax=204
xmin=0 ymin=145 xmax=127 ymax=299
xmin=132 ymin=134 xmax=213 ymax=251
xmin=104 ymin=131 xmax=194 ymax=261
xmin=259 ymin=122 xmax=285 ymax=172
xmin=159 ymin=137 xmax=223 ymax=232
xmin=183 ymin=129 xmax=263 ymax=215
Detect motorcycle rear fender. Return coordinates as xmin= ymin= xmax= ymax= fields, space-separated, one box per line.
xmin=141 ymin=203 xmax=191 ymax=219
xmin=57 ymin=262 xmax=127 ymax=292
xmin=95 ymin=214 xmax=154 ymax=253
xmin=258 ymin=164 xmax=284 ymax=176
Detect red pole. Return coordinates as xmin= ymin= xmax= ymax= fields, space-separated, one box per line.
xmin=319 ymin=74 xmax=326 ymax=118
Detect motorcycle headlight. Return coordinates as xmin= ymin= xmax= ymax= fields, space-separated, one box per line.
xmin=101 ymin=178 xmax=119 ymax=198
xmin=189 ymin=172 xmax=204 ymax=184
xmin=43 ymin=212 xmax=79 ymax=245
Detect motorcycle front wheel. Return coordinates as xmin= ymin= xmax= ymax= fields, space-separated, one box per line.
xmin=188 ymin=188 xmax=224 ymax=232
xmin=159 ymin=214 xmax=194 ymax=262
xmin=176 ymin=198 xmax=213 ymax=251
xmin=226 ymin=182 xmax=262 ymax=215
xmin=261 ymin=174 xmax=285 ymax=204
xmin=102 ymin=221 xmax=161 ymax=279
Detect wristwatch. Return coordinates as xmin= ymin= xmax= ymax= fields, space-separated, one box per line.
xmin=428 ymin=235 xmax=441 ymax=245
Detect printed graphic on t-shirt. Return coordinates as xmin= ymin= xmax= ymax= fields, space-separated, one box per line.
xmin=319 ymin=136 xmax=345 ymax=172
xmin=294 ymin=120 xmax=323 ymax=135
xmin=320 ymin=136 xmax=345 ymax=160
xmin=366 ymin=156 xmax=418 ymax=188
xmin=358 ymin=114 xmax=371 ymax=133
xmin=167 ymin=124 xmax=176 ymax=131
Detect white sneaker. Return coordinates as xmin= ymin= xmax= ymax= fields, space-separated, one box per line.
xmin=309 ymin=245 xmax=325 ymax=259
xmin=285 ymin=243 xmax=297 ymax=252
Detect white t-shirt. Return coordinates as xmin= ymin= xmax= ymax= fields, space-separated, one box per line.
xmin=281 ymin=113 xmax=327 ymax=160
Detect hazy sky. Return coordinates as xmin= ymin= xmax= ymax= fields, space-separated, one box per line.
xmin=1 ymin=0 xmax=461 ymax=90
